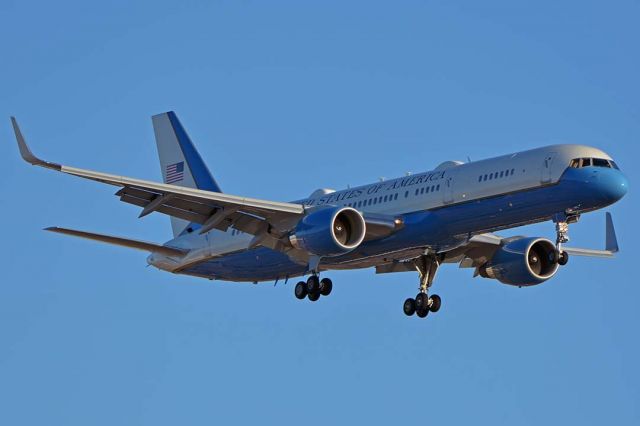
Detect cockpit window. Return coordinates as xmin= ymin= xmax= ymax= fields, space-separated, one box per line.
xmin=569 ymin=157 xmax=619 ymax=170
xmin=592 ymin=158 xmax=610 ymax=168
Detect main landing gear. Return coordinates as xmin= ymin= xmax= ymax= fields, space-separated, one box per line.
xmin=294 ymin=275 xmax=333 ymax=302
xmin=403 ymin=255 xmax=442 ymax=319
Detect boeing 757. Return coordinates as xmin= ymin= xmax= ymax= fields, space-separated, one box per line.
xmin=11 ymin=112 xmax=628 ymax=318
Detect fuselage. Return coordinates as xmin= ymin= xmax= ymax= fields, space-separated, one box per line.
xmin=148 ymin=144 xmax=628 ymax=282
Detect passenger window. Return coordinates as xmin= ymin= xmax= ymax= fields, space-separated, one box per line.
xmin=510 ymin=168 xmax=515 ymax=175
xmin=436 ymin=184 xmax=440 ymax=191
xmin=478 ymin=176 xmax=482 ymax=182
xmin=405 ymin=191 xmax=409 ymax=198
xmin=499 ymin=171 xmax=504 ymax=178
xmin=394 ymin=193 xmax=398 ymax=200
xmin=489 ymin=173 xmax=493 ymax=180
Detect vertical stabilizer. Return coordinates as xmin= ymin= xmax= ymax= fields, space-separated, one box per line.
xmin=152 ymin=111 xmax=221 ymax=237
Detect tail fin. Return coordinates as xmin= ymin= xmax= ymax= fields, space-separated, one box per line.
xmin=152 ymin=111 xmax=221 ymax=237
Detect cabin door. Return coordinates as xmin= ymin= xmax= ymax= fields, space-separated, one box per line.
xmin=443 ymin=175 xmax=455 ymax=204
xmin=541 ymin=152 xmax=557 ymax=184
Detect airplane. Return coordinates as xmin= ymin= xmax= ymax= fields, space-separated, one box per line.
xmin=10 ymin=112 xmax=628 ymax=319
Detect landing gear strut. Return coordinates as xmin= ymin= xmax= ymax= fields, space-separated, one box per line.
xmin=403 ymin=254 xmax=442 ymax=319
xmin=554 ymin=214 xmax=579 ymax=266
xmin=294 ymin=275 xmax=333 ymax=302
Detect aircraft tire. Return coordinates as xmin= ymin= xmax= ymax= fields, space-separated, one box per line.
xmin=415 ymin=293 xmax=429 ymax=311
xmin=319 ymin=278 xmax=333 ymax=296
xmin=308 ymin=291 xmax=321 ymax=302
xmin=403 ymin=298 xmax=416 ymax=316
xmin=429 ymin=294 xmax=441 ymax=313
xmin=416 ymin=308 xmax=429 ymax=318
xmin=295 ymin=281 xmax=307 ymax=300
xmin=558 ymin=251 xmax=569 ymax=266
xmin=307 ymin=276 xmax=320 ymax=294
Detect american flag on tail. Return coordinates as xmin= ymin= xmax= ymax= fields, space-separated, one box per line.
xmin=165 ymin=161 xmax=184 ymax=184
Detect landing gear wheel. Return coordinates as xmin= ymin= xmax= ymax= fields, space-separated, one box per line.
xmin=558 ymin=251 xmax=569 ymax=266
xmin=308 ymin=291 xmax=320 ymax=302
xmin=416 ymin=308 xmax=429 ymax=318
xmin=306 ymin=276 xmax=320 ymax=294
xmin=429 ymin=294 xmax=441 ymax=313
xmin=415 ymin=293 xmax=430 ymax=311
xmin=294 ymin=281 xmax=307 ymax=300
xmin=319 ymin=278 xmax=333 ymax=296
xmin=403 ymin=298 xmax=416 ymax=316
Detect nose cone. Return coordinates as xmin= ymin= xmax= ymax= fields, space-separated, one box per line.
xmin=596 ymin=168 xmax=628 ymax=203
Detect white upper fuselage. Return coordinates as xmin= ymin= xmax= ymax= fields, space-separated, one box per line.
xmin=155 ymin=144 xmax=616 ymax=275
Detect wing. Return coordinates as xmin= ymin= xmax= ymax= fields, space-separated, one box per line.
xmin=11 ymin=117 xmax=403 ymax=251
xmin=375 ymin=213 xmax=619 ymax=275
xmin=11 ymin=117 xmax=305 ymax=238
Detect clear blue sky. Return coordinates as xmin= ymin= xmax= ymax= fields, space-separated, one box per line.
xmin=1 ymin=1 xmax=638 ymax=424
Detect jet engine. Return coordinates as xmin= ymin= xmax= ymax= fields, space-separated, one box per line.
xmin=289 ymin=207 xmax=366 ymax=257
xmin=479 ymin=237 xmax=559 ymax=286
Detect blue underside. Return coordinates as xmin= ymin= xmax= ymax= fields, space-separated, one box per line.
xmin=181 ymin=167 xmax=627 ymax=282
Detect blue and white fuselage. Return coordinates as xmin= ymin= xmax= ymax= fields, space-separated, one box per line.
xmin=151 ymin=143 xmax=627 ymax=282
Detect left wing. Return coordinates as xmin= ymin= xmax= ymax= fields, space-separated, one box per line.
xmin=11 ymin=117 xmax=305 ymax=238
xmin=451 ymin=213 xmax=619 ymax=274
xmin=375 ymin=213 xmax=619 ymax=275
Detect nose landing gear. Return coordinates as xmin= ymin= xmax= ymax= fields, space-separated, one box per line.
xmin=554 ymin=214 xmax=579 ymax=266
xmin=403 ymin=254 xmax=442 ymax=319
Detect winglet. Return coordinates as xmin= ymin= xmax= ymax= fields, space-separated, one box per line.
xmin=562 ymin=212 xmax=620 ymax=258
xmin=605 ymin=212 xmax=619 ymax=253
xmin=10 ymin=117 xmax=61 ymax=170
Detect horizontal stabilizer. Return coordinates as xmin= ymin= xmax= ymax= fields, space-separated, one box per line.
xmin=45 ymin=227 xmax=187 ymax=257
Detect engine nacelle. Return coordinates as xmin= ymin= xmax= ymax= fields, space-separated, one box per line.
xmin=479 ymin=237 xmax=559 ymax=286
xmin=289 ymin=207 xmax=366 ymax=257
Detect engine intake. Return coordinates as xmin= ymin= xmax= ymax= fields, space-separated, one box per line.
xmin=290 ymin=207 xmax=366 ymax=257
xmin=479 ymin=237 xmax=559 ymax=286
